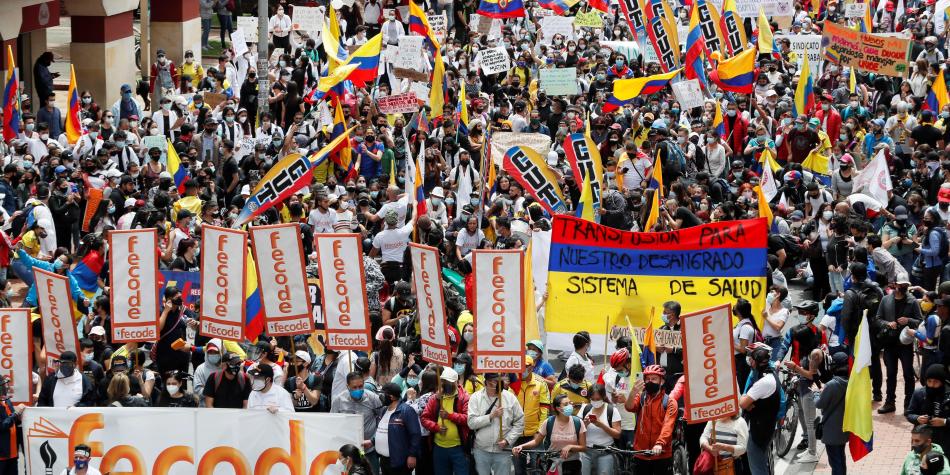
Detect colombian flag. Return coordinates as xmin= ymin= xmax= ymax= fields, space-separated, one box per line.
xmin=539 ymin=0 xmax=580 ymax=15
xmin=685 ymin=4 xmax=709 ymax=90
xmin=3 ymin=46 xmax=20 ymax=143
xmin=926 ymin=69 xmax=949 ymax=113
xmin=709 ymin=49 xmax=757 ymax=94
xmin=72 ymin=249 xmax=104 ymax=296
xmin=756 ymin=7 xmax=780 ymax=59
xmin=648 ymin=150 xmax=664 ymax=194
xmin=713 ymin=100 xmax=725 ymax=136
xmin=341 ymin=33 xmax=382 ymax=87
xmin=755 ymin=184 xmax=775 ymax=230
xmin=575 ymin=174 xmax=595 ymax=221
xmin=641 ymin=319 xmax=657 ymax=366
xmin=330 ymin=99 xmax=354 ymax=176
xmin=166 ymin=139 xmax=188 ymax=193
xmin=65 ymin=65 xmax=82 ymax=145
xmin=477 ymin=0 xmax=527 ymax=18
xmin=245 ymin=253 xmax=265 ymax=340
xmin=324 ymin=6 xmax=348 ymax=70
xmin=409 ymin=1 xmax=442 ymax=51
xmin=457 ymin=80 xmax=470 ymax=135
xmin=603 ymin=68 xmax=681 ymax=112
xmin=793 ymin=53 xmax=815 ymax=117
xmin=589 ymin=0 xmax=610 ymax=13
xmin=843 ymin=314 xmax=874 ymax=461
xmin=306 ymin=64 xmax=358 ymax=104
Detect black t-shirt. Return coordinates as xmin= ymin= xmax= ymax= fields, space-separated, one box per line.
xmin=170 ymin=255 xmax=200 ymax=272
xmin=673 ymin=207 xmax=703 ymax=229
xmin=221 ymin=157 xmax=240 ymax=192
xmin=203 ymin=371 xmax=251 ymax=408
xmin=284 ymin=373 xmax=328 ymax=412
xmin=161 ymin=392 xmax=199 ymax=408
xmin=913 ymin=124 xmax=943 ymax=148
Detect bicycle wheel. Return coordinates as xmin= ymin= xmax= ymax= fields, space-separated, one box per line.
xmin=672 ymin=444 xmax=689 ymax=475
xmin=914 ymin=342 xmax=922 ymax=382
xmin=773 ymin=391 xmax=799 ymax=457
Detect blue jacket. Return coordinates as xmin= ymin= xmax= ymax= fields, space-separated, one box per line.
xmin=0 ymin=179 xmax=17 ymax=216
xmin=18 ymin=249 xmax=85 ymax=307
xmin=373 ymin=402 xmax=421 ymax=468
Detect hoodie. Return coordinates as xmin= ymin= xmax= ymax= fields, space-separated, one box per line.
xmin=901 ymin=443 xmax=950 ymax=475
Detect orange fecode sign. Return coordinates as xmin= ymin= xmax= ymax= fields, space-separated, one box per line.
xmin=109 ymin=229 xmax=159 ymax=343
xmin=680 ymin=303 xmax=740 ymax=423
xmin=471 ymin=249 xmax=525 ymax=373
xmin=250 ymin=224 xmax=313 ymax=336
xmin=314 ymin=233 xmax=372 ymax=352
xmin=199 ymin=225 xmax=247 ymax=341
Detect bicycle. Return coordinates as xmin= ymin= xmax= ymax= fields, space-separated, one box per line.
xmin=772 ymin=366 xmax=801 ymax=458
xmin=671 ymin=415 xmax=690 ymax=475
xmin=590 ymin=445 xmax=656 ymax=475
xmin=506 ymin=448 xmax=562 ymax=475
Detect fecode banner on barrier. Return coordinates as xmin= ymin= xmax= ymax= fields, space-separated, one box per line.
xmin=109 ymin=229 xmax=159 ymax=343
xmin=0 ymin=308 xmax=32 ymax=404
xmin=34 ymin=268 xmax=80 ymax=367
xmin=250 ymin=224 xmax=313 ymax=336
xmin=199 ymin=225 xmax=247 ymax=341
xmin=681 ymin=304 xmax=740 ymax=423
xmin=822 ymin=21 xmax=912 ymax=76
xmin=315 ymin=233 xmax=372 ymax=351
xmin=410 ymin=244 xmax=452 ymax=365
xmin=544 ymin=216 xmax=767 ymax=346
xmin=472 ymin=249 xmax=525 ymax=373
xmin=22 ymin=407 xmax=362 ymax=475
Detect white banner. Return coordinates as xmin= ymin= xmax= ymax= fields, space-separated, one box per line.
xmin=410 ymin=244 xmax=452 ymax=366
xmin=845 ymin=2 xmax=867 ymax=18
xmin=430 ymin=13 xmax=448 ymax=45
xmin=250 ymin=224 xmax=313 ymax=336
xmin=490 ymin=132 xmax=551 ymax=166
xmin=292 ymin=6 xmax=324 ymax=31
xmin=0 ymin=308 xmax=32 ymax=404
xmin=479 ymin=46 xmax=511 ymax=75
xmin=377 ymin=92 xmax=420 ymax=114
xmin=22 ymin=407 xmax=361 ymax=475
xmin=672 ymin=79 xmax=705 ymax=110
xmin=396 ymin=36 xmax=426 ymax=71
xmin=472 ymin=250 xmax=525 ymax=373
xmin=315 ymin=234 xmax=372 ymax=351
xmin=681 ymin=304 xmax=740 ymax=423
xmin=200 ymin=225 xmax=247 ymax=341
xmin=34 ymin=268 xmax=80 ymax=367
xmin=109 ymin=229 xmax=159 ymax=342
xmin=709 ymin=0 xmax=793 ymax=16
xmin=540 ymin=16 xmax=576 ymax=44
xmin=775 ymin=34 xmax=822 ymax=76
xmin=231 ymin=27 xmax=249 ymax=57
xmin=237 ymin=16 xmax=259 ymax=43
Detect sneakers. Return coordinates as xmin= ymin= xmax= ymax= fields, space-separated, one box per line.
xmin=878 ymin=402 xmax=897 ymax=414
xmin=796 ymin=439 xmax=810 ymax=451
xmin=796 ymin=452 xmax=819 ymax=464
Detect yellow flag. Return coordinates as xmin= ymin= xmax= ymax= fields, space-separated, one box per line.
xmin=524 ymin=245 xmax=540 ymax=342
xmin=429 ymin=51 xmax=446 ymax=120
xmin=576 ymin=173 xmax=595 ymax=222
xmin=644 ymin=189 xmax=661 ymax=231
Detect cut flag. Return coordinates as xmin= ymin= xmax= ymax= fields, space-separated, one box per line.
xmin=709 ymin=48 xmax=757 ymax=94
xmin=755 ymin=184 xmax=775 ymax=230
xmin=626 ymin=316 xmax=644 ymax=384
xmin=589 ymin=0 xmax=610 ymax=13
xmin=926 ymin=68 xmax=949 ymax=113
xmin=641 ymin=319 xmax=657 ymax=366
xmin=166 ymin=139 xmax=189 ymax=193
xmin=339 ymin=33 xmax=383 ymax=88
xmin=756 ymin=7 xmax=780 ymax=59
xmin=643 ymin=188 xmax=661 ymax=231
xmin=3 ymin=46 xmax=20 ymax=143
xmin=65 ymin=65 xmax=83 ymax=145
xmin=713 ymin=100 xmax=725 ymax=136
xmin=477 ymin=0 xmax=527 ymax=18
xmin=457 ymin=80 xmax=470 ymax=135
xmin=685 ymin=3 xmax=710 ymax=90
xmin=793 ymin=53 xmax=815 ymax=117
xmin=603 ymin=68 xmax=681 ymax=112
xmin=719 ymin=0 xmax=747 ymax=56
xmin=843 ymin=314 xmax=874 ymax=461
xmin=323 ymin=6 xmax=349 ymax=70
xmin=575 ymin=173 xmax=595 ymax=222
xmin=647 ymin=150 xmax=665 ymax=194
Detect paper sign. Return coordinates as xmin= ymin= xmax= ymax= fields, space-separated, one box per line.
xmin=231 ymin=27 xmax=249 ymax=57
xmin=409 ymin=82 xmax=430 ymax=101
xmin=395 ymin=36 xmax=425 ymax=71
xmin=775 ymin=34 xmax=822 ymax=76
xmin=681 ymin=304 xmax=740 ymax=423
xmin=315 ymin=234 xmax=372 ymax=352
xmin=480 ymin=46 xmax=511 ymax=75
xmin=540 ymin=16 xmax=576 ymax=44
xmin=109 ymin=229 xmax=159 ymax=342
xmin=472 ymin=249 xmax=525 ymax=373
xmin=539 ymin=67 xmax=578 ymax=96
xmin=672 ymin=79 xmax=705 ymax=110
xmin=142 ymin=135 xmax=168 ymax=164
xmin=269 ymin=47 xmax=285 ymax=65
xmin=250 ymin=224 xmax=313 ymax=336
xmin=708 ymin=0 xmax=793 ymax=16
xmin=845 ymin=2 xmax=867 ymax=18
xmin=822 ymin=22 xmax=912 ymax=76
xmin=34 ymin=268 xmax=80 ymax=368
xmin=490 ymin=132 xmax=551 ymax=165
xmin=199 ymin=225 xmax=247 ymax=341
xmin=430 ymin=13 xmax=448 ymax=45
xmin=292 ymin=6 xmax=323 ymax=32
xmin=0 ymin=308 xmax=32 ymax=405
xmin=237 ymin=16 xmax=259 ymax=43
xmin=410 ymin=244 xmax=452 ymax=366
xmin=574 ymin=10 xmax=604 ymax=28
xmin=377 ymin=92 xmax=421 ymax=114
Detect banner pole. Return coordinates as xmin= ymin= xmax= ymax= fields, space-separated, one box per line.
xmin=712 ymin=419 xmax=719 ymax=472
xmin=604 ymin=316 xmax=610 ymax=367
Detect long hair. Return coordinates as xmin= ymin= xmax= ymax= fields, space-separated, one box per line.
xmin=107 ymin=373 xmax=131 ymax=404
xmin=339 ymin=444 xmax=374 ymax=474
xmin=377 ymin=327 xmax=395 ymax=376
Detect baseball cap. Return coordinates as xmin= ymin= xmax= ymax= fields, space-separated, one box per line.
xmin=440 ymin=367 xmax=459 ymax=383
xmin=241 ymin=184 xmax=251 ymax=196
xmin=54 ymin=165 xmax=67 ymax=174
xmin=89 ymin=326 xmax=106 ymax=336
xmin=939 ymin=187 xmax=950 ymax=204
xmin=894 ymin=205 xmax=909 ymax=220
xmin=124 ymin=198 xmax=136 ymax=208
xmin=294 ymin=350 xmax=312 ymax=365
xmin=249 ymin=364 xmax=274 ymax=380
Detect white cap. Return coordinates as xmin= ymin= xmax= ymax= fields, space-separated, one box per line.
xmin=124 ymin=198 xmax=136 ymax=208
xmin=440 ymin=367 xmax=459 ymax=383
xmin=89 ymin=326 xmax=106 ymax=336
xmin=294 ymin=350 xmax=312 ymax=364
xmin=159 ymin=171 xmax=173 ymax=179
xmin=431 ymin=186 xmax=445 ymax=198
xmin=240 ymin=184 xmax=251 ymax=195
xmin=105 ymin=169 xmax=122 ymax=178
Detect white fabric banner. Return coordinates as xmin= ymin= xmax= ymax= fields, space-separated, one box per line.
xmin=109 ymin=229 xmax=159 ymax=342
xmin=410 ymin=243 xmax=452 ymax=366
xmin=22 ymin=407 xmax=361 ymax=475
xmin=681 ymin=304 xmax=740 ymax=423
xmin=0 ymin=308 xmax=32 ymax=404
xmin=34 ymin=268 xmax=80 ymax=367
xmin=250 ymin=224 xmax=313 ymax=336
xmin=315 ymin=233 xmax=372 ymax=351
xmin=200 ymin=225 xmax=248 ymax=341
xmin=472 ymin=249 xmax=525 ymax=373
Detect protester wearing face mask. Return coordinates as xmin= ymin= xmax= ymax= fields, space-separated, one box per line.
xmin=38 ymin=352 xmax=97 ymax=407
xmin=552 ymin=364 xmax=593 ymax=412
xmin=902 ymin=425 xmax=950 ymax=475
xmin=192 ymin=339 xmax=225 ymax=406
xmin=335 ymin=444 xmax=375 ymax=475
xmin=62 ymin=444 xmax=102 ymax=475
xmin=467 ymin=373 xmax=524 ymax=475
xmin=247 ymin=364 xmax=294 ymax=413
xmin=564 ymin=331 xmax=595 ymax=383
xmin=333 ymin=371 xmax=384 ymax=467
xmin=622 ymin=364 xmax=677 ymax=472
xmin=513 ymin=393 xmax=586 ymax=474
xmin=158 ymin=371 xmax=197 ymax=408
xmin=110 ymin=83 xmax=141 ymax=122
xmin=523 ymin=340 xmax=556 ymax=387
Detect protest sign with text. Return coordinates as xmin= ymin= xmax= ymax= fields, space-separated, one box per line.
xmin=430 ymin=13 xmax=448 ymax=44
xmin=109 ymin=229 xmax=159 ymax=342
xmin=564 ymin=133 xmax=604 ymax=215
xmin=775 ymin=34 xmax=822 ymax=76
xmin=845 ymin=2 xmax=866 ymax=18
xmin=672 ymin=79 xmax=705 ymax=110
xmin=410 ymin=244 xmax=452 ymax=365
xmin=292 ymin=6 xmax=324 ymax=31
xmin=681 ymin=304 xmax=740 ymax=422
xmin=707 ymin=0 xmax=792 ymax=16
xmin=34 ymin=268 xmax=80 ymax=367
xmin=315 ymin=233 xmax=372 ymax=351
xmin=472 ymin=249 xmax=525 ymax=373
xmin=237 ymin=16 xmax=258 ymax=43
xmin=540 ymin=67 xmax=579 ymax=96
xmin=250 ymin=224 xmax=313 ymax=336
xmin=479 ymin=46 xmax=511 ymax=75
xmin=822 ymin=21 xmax=911 ymax=76
xmin=377 ymin=92 xmax=421 ymax=114
xmin=540 ymin=16 xmax=576 ymax=44
xmin=199 ymin=225 xmax=247 ymax=341
xmin=0 ymin=308 xmax=32 ymax=404
xmin=574 ymin=10 xmax=604 ymax=27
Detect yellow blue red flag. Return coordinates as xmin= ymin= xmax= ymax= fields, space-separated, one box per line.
xmin=603 ymin=68 xmax=681 ymax=112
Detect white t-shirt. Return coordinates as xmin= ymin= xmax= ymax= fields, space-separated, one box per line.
xmin=247 ymin=384 xmax=295 ymax=412
xmin=52 ymin=371 xmax=84 ymax=408
xmin=619 ymin=155 xmax=652 ymax=191
xmin=376 ymin=197 xmax=409 ymax=227
xmin=746 ymin=372 xmax=777 ymax=401
xmin=581 ymin=404 xmax=622 ymax=447
xmin=375 ymin=407 xmax=396 ymax=457
xmin=373 ymin=222 xmax=414 ymax=262
xmin=456 ymin=228 xmax=484 ymax=257
xmin=308 ymin=208 xmax=337 ymax=234
xmin=602 ymin=369 xmax=636 ymax=430
xmin=733 ymin=320 xmax=756 ymax=354
xmin=763 ymin=307 xmax=789 ymax=339
xmin=819 ymin=315 xmax=840 ymax=348
xmin=565 ymin=351 xmax=596 ymax=384
xmin=61 ymin=467 xmax=103 ymax=475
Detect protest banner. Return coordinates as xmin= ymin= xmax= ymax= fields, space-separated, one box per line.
xmin=490 ymin=132 xmax=551 ymax=165
xmin=231 ymin=27 xmax=249 ymax=57
xmin=202 ymin=92 xmax=227 ymax=109
xmin=292 ymin=6 xmax=323 ymax=31
xmin=0 ymin=308 xmax=32 ymax=404
xmin=377 ymin=92 xmax=421 ymax=114
xmin=472 ymin=249 xmax=525 ymax=373
xmin=845 ymin=2 xmax=867 ymax=18
xmin=574 ymin=10 xmax=604 ymax=27
xmin=681 ymin=304 xmax=740 ymax=422
xmin=775 ymin=34 xmax=822 ymax=76
xmin=479 ymin=46 xmax=511 ymax=75
xmin=822 ymin=21 xmax=912 ymax=76
xmin=544 ymin=215 xmax=767 ymax=352
xmin=410 ymin=244 xmax=452 ymax=365
xmin=34 ymin=268 xmax=80 ymax=367
xmin=707 ymin=0 xmax=792 ymax=16
xmin=393 ymin=36 xmax=428 ymax=81
xmin=268 ymin=47 xmax=285 ymax=65
xmin=109 ymin=229 xmax=159 ymax=343
xmin=158 ymin=271 xmax=200 ymax=310
xmin=250 ymin=224 xmax=313 ymax=336
xmin=314 ymin=233 xmax=372 ymax=351
xmin=142 ymin=135 xmax=168 ymax=163
xmin=306 ymin=278 xmax=328 ymax=356
xmin=539 ymin=67 xmax=578 ymax=96
xmin=540 ymin=16 xmax=575 ymax=44
xmin=22 ymin=407 xmax=362 ymax=475
xmin=430 ymin=13 xmax=448 ymax=44
xmin=616 ymin=0 xmax=648 ymax=51
xmin=564 ymin=133 xmax=603 ymax=214
xmin=234 ymin=151 xmax=315 ymax=225
xmin=599 ymin=40 xmax=644 ymax=61
xmin=671 ymin=79 xmax=705 ymax=110
xmin=237 ymin=16 xmax=259 ymax=43
xmin=81 ymin=187 xmax=103 ymax=232
xmin=607 ymin=325 xmax=683 ymax=349
xmin=503 ymin=146 xmax=569 ymax=215
xmin=199 ymin=225 xmax=247 ymax=341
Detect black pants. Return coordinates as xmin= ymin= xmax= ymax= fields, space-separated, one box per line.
xmin=513 ymin=435 xmax=533 ymax=475
xmin=559 ymin=460 xmax=581 ymax=475
xmin=735 ymin=354 xmax=751 ymax=393
xmin=809 ymin=256 xmax=831 ymax=301
xmin=884 ymin=343 xmax=915 ymax=407
xmin=634 ymin=457 xmax=673 ymax=475
xmin=381 ymin=261 xmax=402 ymax=287
xmin=871 ymin=341 xmax=883 ymax=399
xmin=379 ymin=456 xmax=412 ymax=475
xmin=0 ymin=459 xmax=18 ymax=475
xmin=685 ymin=421 xmax=707 ymax=471
xmin=273 ymin=35 xmax=291 ymax=52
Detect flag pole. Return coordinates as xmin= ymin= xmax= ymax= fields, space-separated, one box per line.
xmin=604 ymin=316 xmax=610 ymax=367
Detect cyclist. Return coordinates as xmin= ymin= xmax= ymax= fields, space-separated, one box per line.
xmin=624 ymin=365 xmax=678 ymax=474
xmin=778 ymin=300 xmax=825 ymax=463
xmin=512 ymin=355 xmax=552 ymax=475
xmin=739 ymin=344 xmax=782 ymax=474
xmin=513 ymin=394 xmax=588 ymax=475
xmin=602 ymin=349 xmax=636 ymax=448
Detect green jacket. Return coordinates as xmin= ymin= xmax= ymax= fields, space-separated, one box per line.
xmin=902 ymin=443 xmax=950 ymax=475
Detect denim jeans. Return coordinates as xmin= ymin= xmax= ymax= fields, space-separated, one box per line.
xmin=746 ymin=438 xmax=770 ymax=475
xmin=826 ymin=444 xmax=847 ymax=475
xmin=473 ymin=448 xmax=510 ymax=475
xmin=829 ymin=270 xmax=845 ymax=295
xmin=10 ymin=258 xmax=33 ymax=288
xmin=580 ymin=451 xmax=614 ymax=475
xmin=433 ymin=445 xmax=469 ymax=475
xmin=201 ymin=18 xmax=212 ymax=47
xmin=764 ymin=336 xmax=783 ymax=362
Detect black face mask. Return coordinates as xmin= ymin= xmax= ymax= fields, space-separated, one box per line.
xmin=927 ymin=386 xmax=944 ymax=399
xmin=645 ymin=381 xmax=661 ymax=394
xmin=226 ymin=364 xmax=241 ymax=375
xmin=442 ymin=382 xmax=456 ymax=394
xmin=172 ymin=297 xmax=183 ymax=306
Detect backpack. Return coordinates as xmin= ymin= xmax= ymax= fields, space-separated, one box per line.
xmin=10 ymin=202 xmax=40 ymax=238
xmin=739 ymin=320 xmax=765 ymax=344
xmin=542 ymin=415 xmax=582 ymax=449
xmin=212 ymin=368 xmax=248 ymax=393
xmin=581 ymin=403 xmax=616 ymax=428
xmin=660 ymin=140 xmax=686 ymax=175
xmin=934 ymin=227 xmax=950 ymax=266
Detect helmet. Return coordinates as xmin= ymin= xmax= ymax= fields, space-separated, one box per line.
xmin=643 ymin=364 xmax=666 ymax=377
xmin=731 ymin=159 xmax=744 ymax=170
xmin=748 ymin=344 xmax=772 ymax=366
xmin=610 ymin=349 xmax=630 ymax=368
xmin=783 ymin=170 xmax=802 ymax=182
xmin=794 ymin=299 xmax=820 ymax=315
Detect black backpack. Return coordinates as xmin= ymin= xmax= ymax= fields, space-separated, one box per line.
xmin=10 ymin=202 xmax=40 ymax=238
xmin=581 ymin=403 xmax=616 ymax=427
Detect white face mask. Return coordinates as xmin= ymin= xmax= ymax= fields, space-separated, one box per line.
xmin=590 ymin=400 xmax=605 ymax=409
xmin=166 ymin=384 xmax=180 ymax=394
xmin=150 ymin=128 xmax=159 ymax=136
xmin=252 ymin=378 xmax=266 ymax=391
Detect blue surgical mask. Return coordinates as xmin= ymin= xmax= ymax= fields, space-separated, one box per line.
xmin=116 ymin=141 xmax=127 ymax=148
xmin=74 ymin=458 xmax=89 ymax=470
xmin=568 ymin=381 xmax=579 ymax=389
xmin=445 ymin=197 xmax=455 ymax=206
xmin=349 ymin=388 xmax=364 ymax=400
xmin=407 ymin=377 xmax=419 ymax=387
xmin=562 ymin=405 xmax=574 ymax=417
xmin=453 ymin=364 xmax=466 ymax=375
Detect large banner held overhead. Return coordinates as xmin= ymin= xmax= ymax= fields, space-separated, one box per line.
xmin=564 ymin=133 xmax=604 ymax=215
xmin=410 ymin=244 xmax=452 ymax=365
xmin=109 ymin=229 xmax=159 ymax=343
xmin=34 ymin=268 xmax=80 ymax=367
xmin=200 ymin=225 xmax=247 ymax=341
xmin=315 ymin=234 xmax=372 ymax=352
xmin=502 ymin=146 xmax=569 ymax=215
xmin=250 ymin=224 xmax=313 ymax=336
xmin=472 ymin=249 xmax=525 ymax=373
xmin=0 ymin=308 xmax=32 ymax=404
xmin=681 ymin=304 xmax=740 ymax=423
xmin=22 ymin=407 xmax=361 ymax=475
xmin=545 ymin=216 xmax=768 ymax=341
xmin=822 ymin=21 xmax=912 ymax=76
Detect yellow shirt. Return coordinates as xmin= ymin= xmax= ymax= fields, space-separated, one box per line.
xmin=179 ymin=61 xmax=205 ymax=86
xmin=173 ymin=196 xmax=203 ymax=221
xmin=515 ymin=374 xmax=551 ymax=436
xmin=551 ymin=380 xmax=592 ymax=408
xmin=434 ymin=395 xmax=462 ymax=448
xmin=464 ymin=376 xmax=484 ymax=396
xmin=21 ymin=231 xmax=41 ymax=257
